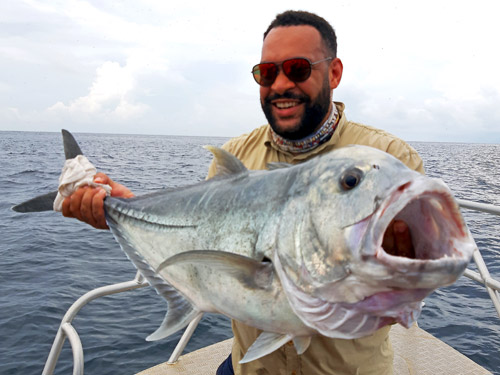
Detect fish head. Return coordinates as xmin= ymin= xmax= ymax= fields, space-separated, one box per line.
xmin=274 ymin=145 xmax=475 ymax=338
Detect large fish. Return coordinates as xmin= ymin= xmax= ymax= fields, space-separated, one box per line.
xmin=13 ymin=130 xmax=476 ymax=363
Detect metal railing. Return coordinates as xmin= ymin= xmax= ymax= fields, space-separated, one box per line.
xmin=42 ymin=272 xmax=149 ymax=375
xmin=41 ymin=199 xmax=500 ymax=375
xmin=456 ymin=199 xmax=500 ymax=317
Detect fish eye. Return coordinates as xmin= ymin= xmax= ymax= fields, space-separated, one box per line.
xmin=340 ymin=168 xmax=363 ymax=190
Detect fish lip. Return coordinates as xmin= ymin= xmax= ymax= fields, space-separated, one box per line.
xmin=364 ymin=176 xmax=474 ymax=278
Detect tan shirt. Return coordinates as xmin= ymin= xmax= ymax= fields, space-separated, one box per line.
xmin=207 ymin=102 xmax=424 ymax=375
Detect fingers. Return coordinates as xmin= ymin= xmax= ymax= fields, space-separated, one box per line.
xmin=382 ymin=220 xmax=415 ymax=258
xmin=93 ymin=172 xmax=111 ymax=185
xmin=92 ymin=189 xmax=109 ymax=229
xmin=60 ymin=172 xmax=133 ymax=229
xmin=61 ymin=186 xmax=109 ymax=229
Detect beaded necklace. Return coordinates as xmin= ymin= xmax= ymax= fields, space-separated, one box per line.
xmin=270 ymin=105 xmax=338 ymax=154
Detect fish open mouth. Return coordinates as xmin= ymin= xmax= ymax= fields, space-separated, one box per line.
xmin=365 ymin=176 xmax=475 ymax=285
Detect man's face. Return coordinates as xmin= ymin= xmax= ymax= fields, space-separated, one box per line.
xmin=259 ymin=25 xmax=334 ymax=140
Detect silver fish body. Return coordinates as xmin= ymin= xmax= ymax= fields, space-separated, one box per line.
xmin=103 ymin=144 xmax=475 ymax=362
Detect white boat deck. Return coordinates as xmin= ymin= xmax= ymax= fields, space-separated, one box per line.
xmin=137 ymin=324 xmax=492 ymax=375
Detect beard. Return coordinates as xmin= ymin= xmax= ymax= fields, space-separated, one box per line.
xmin=261 ymin=77 xmax=332 ymax=140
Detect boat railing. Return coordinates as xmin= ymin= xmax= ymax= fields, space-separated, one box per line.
xmin=41 ymin=199 xmax=500 ymax=375
xmin=456 ymin=199 xmax=500 ymax=316
xmin=42 ymin=272 xmax=150 ymax=375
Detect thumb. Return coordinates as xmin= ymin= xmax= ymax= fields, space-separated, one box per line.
xmin=94 ymin=172 xmax=111 ymax=185
xmin=94 ymin=172 xmax=135 ymax=198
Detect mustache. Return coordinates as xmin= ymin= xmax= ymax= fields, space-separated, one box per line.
xmin=264 ymin=92 xmax=310 ymax=105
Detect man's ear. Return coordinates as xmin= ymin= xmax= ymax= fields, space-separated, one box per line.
xmin=329 ymin=58 xmax=343 ymax=89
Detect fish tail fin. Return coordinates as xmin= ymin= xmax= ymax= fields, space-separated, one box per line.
xmin=61 ymin=129 xmax=84 ymax=160
xmin=11 ymin=129 xmax=83 ymax=213
xmin=11 ymin=191 xmax=58 ymax=212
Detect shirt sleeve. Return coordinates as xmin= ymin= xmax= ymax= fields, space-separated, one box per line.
xmin=386 ymin=139 xmax=425 ymax=174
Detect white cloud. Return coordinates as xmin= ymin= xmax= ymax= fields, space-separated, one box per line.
xmin=47 ymin=61 xmax=148 ymax=120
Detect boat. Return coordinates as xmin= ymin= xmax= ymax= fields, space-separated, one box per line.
xmin=41 ymin=198 xmax=500 ymax=375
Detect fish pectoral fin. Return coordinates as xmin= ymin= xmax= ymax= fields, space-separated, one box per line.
xmin=156 ymin=250 xmax=275 ymax=290
xmin=292 ymin=336 xmax=311 ymax=355
xmin=266 ymin=162 xmax=293 ymax=170
xmin=240 ymin=332 xmax=292 ymax=364
xmin=204 ymin=146 xmax=248 ymax=177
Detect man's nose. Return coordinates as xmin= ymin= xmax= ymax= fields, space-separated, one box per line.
xmin=269 ymin=70 xmax=296 ymax=94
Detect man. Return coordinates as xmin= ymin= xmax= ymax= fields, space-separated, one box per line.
xmin=63 ymin=10 xmax=423 ymax=375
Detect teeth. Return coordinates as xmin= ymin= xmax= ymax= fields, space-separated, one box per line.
xmin=430 ymin=198 xmax=444 ymax=212
xmin=275 ymin=101 xmax=297 ymax=109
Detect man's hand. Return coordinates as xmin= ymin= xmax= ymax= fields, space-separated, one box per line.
xmin=382 ymin=219 xmax=415 ymax=258
xmin=61 ymin=172 xmax=134 ymax=229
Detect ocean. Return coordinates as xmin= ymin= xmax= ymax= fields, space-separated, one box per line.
xmin=0 ymin=131 xmax=499 ymax=375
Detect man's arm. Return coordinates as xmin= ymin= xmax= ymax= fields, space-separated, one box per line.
xmin=61 ymin=172 xmax=134 ymax=229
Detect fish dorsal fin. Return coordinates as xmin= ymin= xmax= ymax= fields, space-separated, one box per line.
xmin=293 ymin=336 xmax=311 ymax=355
xmin=267 ymin=162 xmax=293 ymax=170
xmin=204 ymin=146 xmax=248 ymax=177
xmin=62 ymin=129 xmax=83 ymax=159
xmin=240 ymin=332 xmax=292 ymax=363
xmin=157 ymin=250 xmax=274 ymax=290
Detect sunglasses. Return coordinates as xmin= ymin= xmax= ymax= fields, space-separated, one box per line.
xmin=251 ymin=57 xmax=333 ymax=87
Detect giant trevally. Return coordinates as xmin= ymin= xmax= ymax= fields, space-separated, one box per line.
xmin=13 ymin=130 xmax=476 ymax=363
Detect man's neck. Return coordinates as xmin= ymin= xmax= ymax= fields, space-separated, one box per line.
xmin=270 ymin=104 xmax=339 ymax=154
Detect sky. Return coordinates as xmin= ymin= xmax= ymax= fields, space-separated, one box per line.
xmin=1 ymin=0 xmax=499 ymax=143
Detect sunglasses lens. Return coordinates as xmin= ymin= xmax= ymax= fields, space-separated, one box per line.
xmin=252 ymin=63 xmax=278 ymax=86
xmin=252 ymin=58 xmax=313 ymax=86
xmin=283 ymin=58 xmax=311 ymax=82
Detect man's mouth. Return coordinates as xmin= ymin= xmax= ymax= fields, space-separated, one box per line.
xmin=274 ymin=101 xmax=301 ymax=109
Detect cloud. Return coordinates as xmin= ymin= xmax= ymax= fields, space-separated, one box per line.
xmin=47 ymin=61 xmax=148 ymax=120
